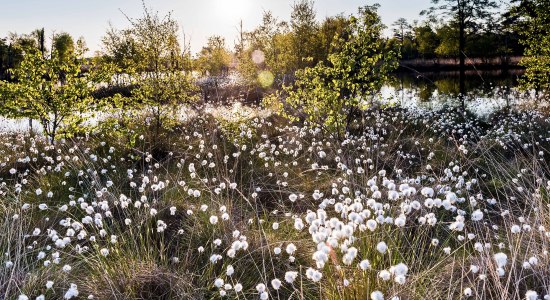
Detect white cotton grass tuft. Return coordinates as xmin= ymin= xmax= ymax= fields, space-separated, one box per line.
xmin=226 ymin=265 xmax=234 ymax=276
xmin=525 ymin=290 xmax=538 ymax=300
xmin=256 ymin=283 xmax=266 ymax=293
xmin=471 ymin=209 xmax=483 ymax=221
xmin=2 ymin=100 xmax=550 ymax=300
xmin=359 ymin=259 xmax=370 ymax=270
xmin=286 ymin=243 xmax=297 ymax=255
xmin=376 ymin=241 xmax=388 ymax=254
xmin=289 ymin=193 xmax=298 ymax=202
xmin=234 ymin=283 xmax=243 ymax=292
xmin=271 ymin=278 xmax=282 ymax=290
xmin=378 ymin=270 xmax=391 ymax=281
xmin=305 ymin=268 xmax=322 ymax=282
xmin=285 ymin=271 xmax=298 ymax=283
xmin=371 ymin=290 xmax=384 ymax=300
xmin=100 ymin=248 xmax=109 ymax=257
xmin=64 ymin=283 xmax=79 ymax=299
xmin=494 ymin=252 xmax=508 ymax=268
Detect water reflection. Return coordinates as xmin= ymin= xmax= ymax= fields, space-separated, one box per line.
xmin=0 ymin=70 xmax=542 ymax=133
xmin=380 ymin=70 xmax=536 ymax=119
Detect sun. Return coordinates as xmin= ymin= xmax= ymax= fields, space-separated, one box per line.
xmin=213 ymin=0 xmax=251 ymax=21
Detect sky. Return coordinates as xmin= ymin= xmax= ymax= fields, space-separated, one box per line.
xmin=0 ymin=0 xmax=433 ymax=55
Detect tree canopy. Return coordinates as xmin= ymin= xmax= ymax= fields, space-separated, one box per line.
xmin=0 ymin=43 xmax=112 ymax=142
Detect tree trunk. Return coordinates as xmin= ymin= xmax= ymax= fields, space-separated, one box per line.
xmin=156 ymin=106 xmax=161 ymax=137
xmin=459 ymin=14 xmax=466 ymax=112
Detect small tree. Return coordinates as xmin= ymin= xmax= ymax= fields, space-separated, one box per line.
xmin=247 ymin=11 xmax=293 ymax=83
xmin=392 ymin=18 xmax=412 ymax=43
xmin=195 ymin=36 xmax=232 ymax=77
xmin=271 ymin=5 xmax=399 ymax=137
xmin=414 ymin=24 xmax=440 ymax=58
xmin=317 ymin=15 xmax=352 ymax=62
xmin=52 ymin=32 xmax=75 ymax=62
xmin=506 ymin=0 xmax=550 ymax=93
xmin=290 ymin=0 xmax=320 ymax=70
xmin=103 ymin=4 xmax=197 ymax=133
xmin=421 ymin=0 xmax=498 ymax=100
xmin=0 ymin=45 xmax=111 ymax=143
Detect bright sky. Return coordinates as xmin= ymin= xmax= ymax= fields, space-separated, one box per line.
xmin=0 ymin=0 xmax=433 ymax=55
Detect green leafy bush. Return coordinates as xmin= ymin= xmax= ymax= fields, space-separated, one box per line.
xmin=268 ymin=5 xmax=399 ymax=136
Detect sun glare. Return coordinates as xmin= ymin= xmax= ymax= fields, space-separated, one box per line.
xmin=214 ymin=0 xmax=251 ymax=21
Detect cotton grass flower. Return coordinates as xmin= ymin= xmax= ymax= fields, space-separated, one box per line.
xmin=256 ymin=283 xmax=266 ymax=293
xmin=214 ymin=278 xmax=224 ymax=288
xmin=371 ymin=291 xmax=384 ymax=300
xmin=286 ymin=243 xmax=297 ymax=255
xmin=359 ymin=259 xmax=371 ymax=270
xmin=494 ymin=252 xmax=508 ymax=268
xmin=525 ymin=290 xmax=538 ymax=300
xmin=64 ymin=283 xmax=79 ymax=299
xmin=271 ymin=278 xmax=281 ymax=290
xmin=378 ymin=270 xmax=391 ymax=281
xmin=100 ymin=248 xmax=109 ymax=257
xmin=305 ymin=268 xmax=322 ymax=282
xmin=46 ymin=281 xmax=54 ymax=289
xmin=226 ymin=265 xmax=234 ymax=276
xmin=376 ymin=241 xmax=388 ymax=254
xmin=285 ymin=271 xmax=298 ymax=283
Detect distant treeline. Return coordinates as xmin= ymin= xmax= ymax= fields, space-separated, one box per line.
xmin=1 ymin=0 xmax=548 ymax=93
xmin=0 ymin=30 xmax=82 ymax=81
xmin=398 ymin=56 xmax=525 ymax=72
xmin=388 ymin=21 xmax=524 ymax=61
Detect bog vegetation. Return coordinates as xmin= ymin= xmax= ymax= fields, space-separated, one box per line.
xmin=0 ymin=1 xmax=549 ymax=299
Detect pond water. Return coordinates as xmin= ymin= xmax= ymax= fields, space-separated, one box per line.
xmin=0 ymin=69 xmax=541 ymax=133
xmin=380 ymin=69 xmax=537 ymax=119
xmin=0 ymin=117 xmax=41 ymax=133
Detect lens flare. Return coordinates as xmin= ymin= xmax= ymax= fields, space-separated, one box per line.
xmin=258 ymin=70 xmax=274 ymax=88
xmin=251 ymin=49 xmax=265 ymax=65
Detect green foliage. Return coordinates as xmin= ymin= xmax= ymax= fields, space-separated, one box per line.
xmin=237 ymin=1 xmax=351 ymax=88
xmin=102 ymin=4 xmax=198 ymax=132
xmin=52 ymin=32 xmax=75 ymax=62
xmin=435 ymin=23 xmax=460 ymax=57
xmin=273 ymin=5 xmax=399 ymax=136
xmin=289 ymin=0 xmax=320 ymax=70
xmin=0 ymin=32 xmax=40 ymax=80
xmin=102 ymin=25 xmax=142 ymax=75
xmin=317 ymin=15 xmax=352 ymax=62
xmin=0 ymin=45 xmax=112 ymax=142
xmin=414 ymin=24 xmax=440 ymax=58
xmin=421 ymin=0 xmax=498 ymax=63
xmin=132 ymin=70 xmax=197 ymax=129
xmin=194 ymin=36 xmax=232 ymax=77
xmin=392 ymin=18 xmax=412 ymax=42
xmin=512 ymin=0 xmax=550 ymax=93
xmin=235 ymin=47 xmax=260 ymax=86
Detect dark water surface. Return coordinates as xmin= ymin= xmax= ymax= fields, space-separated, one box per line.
xmin=381 ymin=70 xmax=535 ymax=119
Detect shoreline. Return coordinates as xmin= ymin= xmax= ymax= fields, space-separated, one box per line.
xmin=397 ymin=56 xmax=525 ymax=72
